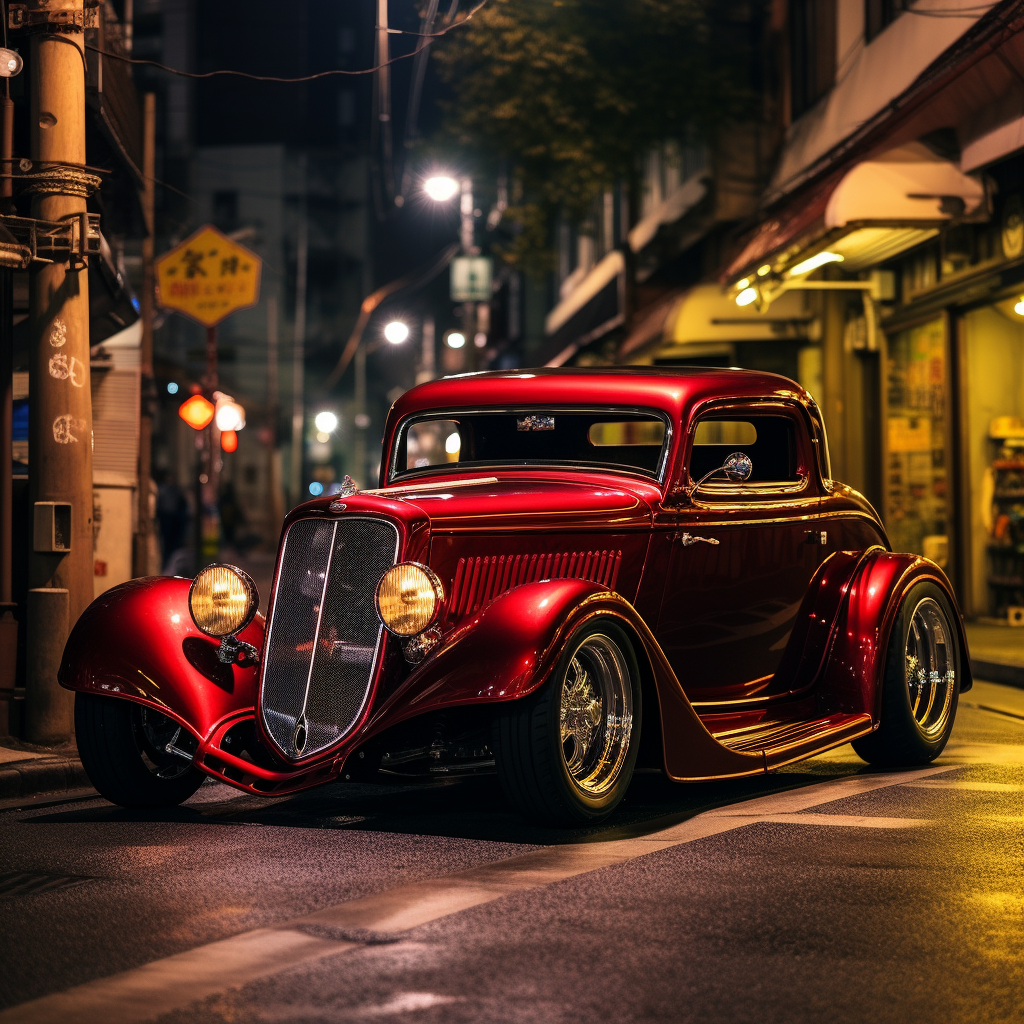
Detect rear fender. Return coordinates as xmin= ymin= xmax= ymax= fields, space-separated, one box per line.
xmin=818 ymin=551 xmax=972 ymax=720
xmin=362 ymin=578 xmax=765 ymax=781
xmin=58 ymin=577 xmax=265 ymax=742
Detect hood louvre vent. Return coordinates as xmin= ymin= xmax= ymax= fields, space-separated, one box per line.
xmin=449 ymin=550 xmax=622 ymax=620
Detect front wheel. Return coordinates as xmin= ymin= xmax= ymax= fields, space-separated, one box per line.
xmin=852 ymin=582 xmax=961 ymax=767
xmin=493 ymin=619 xmax=641 ymax=825
xmin=75 ymin=693 xmax=205 ymax=808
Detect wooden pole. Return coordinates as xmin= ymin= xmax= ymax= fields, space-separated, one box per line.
xmin=0 ymin=82 xmax=16 ymax=695
xmin=133 ymin=92 xmax=156 ymax=578
xmin=26 ymin=4 xmax=94 ymax=742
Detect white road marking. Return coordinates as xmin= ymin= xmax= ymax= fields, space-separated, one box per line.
xmin=0 ymin=764 xmax=965 ymax=1024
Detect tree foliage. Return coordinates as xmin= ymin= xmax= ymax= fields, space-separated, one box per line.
xmin=433 ymin=0 xmax=761 ymax=273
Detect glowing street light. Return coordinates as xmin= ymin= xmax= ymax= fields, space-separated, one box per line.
xmin=383 ymin=320 xmax=409 ymax=345
xmin=423 ymin=175 xmax=459 ymax=202
xmin=213 ymin=393 xmax=246 ymax=432
xmin=446 ymin=331 xmax=466 ymax=349
xmin=314 ymin=410 xmax=339 ymax=434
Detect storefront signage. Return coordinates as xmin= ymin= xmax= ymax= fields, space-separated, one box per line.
xmin=156 ymin=226 xmax=262 ymax=327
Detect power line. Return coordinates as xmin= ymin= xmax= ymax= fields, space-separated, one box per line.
xmin=83 ymin=0 xmax=490 ymax=83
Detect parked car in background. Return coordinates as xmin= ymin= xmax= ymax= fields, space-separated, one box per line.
xmin=61 ymin=368 xmax=969 ymax=824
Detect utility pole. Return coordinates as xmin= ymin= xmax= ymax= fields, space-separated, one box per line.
xmin=354 ymin=342 xmax=366 ymax=487
xmin=132 ymin=92 xmax=155 ymax=578
xmin=375 ymin=0 xmax=393 ymax=204
xmin=289 ymin=163 xmax=307 ymax=507
xmin=0 ymin=73 xmax=16 ymax=699
xmin=265 ymin=295 xmax=284 ymax=535
xmin=25 ymin=0 xmax=99 ymax=744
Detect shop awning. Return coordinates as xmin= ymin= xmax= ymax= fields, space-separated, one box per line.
xmin=618 ymin=284 xmax=815 ymax=363
xmin=725 ymin=142 xmax=987 ymax=283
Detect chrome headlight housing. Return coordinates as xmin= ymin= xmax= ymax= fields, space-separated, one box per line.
xmin=375 ymin=562 xmax=444 ymax=637
xmin=188 ymin=564 xmax=259 ymax=638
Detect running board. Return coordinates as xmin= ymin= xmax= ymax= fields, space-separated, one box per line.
xmin=713 ymin=713 xmax=873 ymax=769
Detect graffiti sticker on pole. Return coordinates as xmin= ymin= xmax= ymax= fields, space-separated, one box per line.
xmin=156 ymin=225 xmax=262 ymax=327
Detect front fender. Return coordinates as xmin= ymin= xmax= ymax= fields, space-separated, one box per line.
xmin=58 ymin=577 xmax=265 ymax=741
xmin=818 ymin=551 xmax=972 ymax=719
xmin=362 ymin=578 xmax=766 ymax=781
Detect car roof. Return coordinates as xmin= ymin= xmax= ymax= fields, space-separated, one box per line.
xmin=387 ymin=366 xmax=813 ymax=425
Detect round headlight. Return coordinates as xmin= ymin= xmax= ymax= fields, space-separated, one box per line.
xmin=189 ymin=564 xmax=259 ymax=638
xmin=375 ymin=562 xmax=444 ymax=637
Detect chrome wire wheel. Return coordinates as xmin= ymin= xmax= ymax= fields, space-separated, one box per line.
xmin=559 ymin=633 xmax=633 ymax=796
xmin=131 ymin=706 xmax=196 ymax=780
xmin=904 ymin=597 xmax=957 ymax=739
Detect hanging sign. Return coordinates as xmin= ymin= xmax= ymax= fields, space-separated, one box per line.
xmin=156 ymin=225 xmax=262 ymax=327
xmin=450 ymin=256 xmax=492 ymax=302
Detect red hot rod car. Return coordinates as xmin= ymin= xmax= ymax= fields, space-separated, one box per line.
xmin=60 ymin=368 xmax=969 ymax=824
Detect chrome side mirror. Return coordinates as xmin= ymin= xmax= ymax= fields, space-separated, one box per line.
xmin=722 ymin=451 xmax=753 ymax=482
xmin=689 ymin=450 xmax=754 ymax=495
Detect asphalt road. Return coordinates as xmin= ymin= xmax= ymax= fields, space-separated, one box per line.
xmin=1 ymin=680 xmax=1021 ymax=1024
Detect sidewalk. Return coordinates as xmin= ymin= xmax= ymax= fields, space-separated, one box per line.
xmin=965 ymin=622 xmax=1024 ymax=688
xmin=0 ymin=737 xmax=92 ymax=806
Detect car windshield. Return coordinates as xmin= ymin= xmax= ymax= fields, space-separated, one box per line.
xmin=391 ymin=409 xmax=671 ymax=482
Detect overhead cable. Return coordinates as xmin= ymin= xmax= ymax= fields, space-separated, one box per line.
xmin=84 ymin=0 xmax=489 ymax=82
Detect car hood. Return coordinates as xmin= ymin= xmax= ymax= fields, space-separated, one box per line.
xmin=301 ymin=474 xmax=658 ymax=533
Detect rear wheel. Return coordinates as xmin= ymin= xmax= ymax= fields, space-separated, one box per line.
xmin=493 ymin=619 xmax=641 ymax=825
xmin=852 ymin=582 xmax=960 ymax=767
xmin=75 ymin=693 xmax=204 ymax=808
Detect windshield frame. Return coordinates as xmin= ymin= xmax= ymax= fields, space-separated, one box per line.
xmin=388 ymin=405 xmax=675 ymax=485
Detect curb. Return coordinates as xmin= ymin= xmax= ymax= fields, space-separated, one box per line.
xmin=0 ymin=755 xmax=91 ymax=801
xmin=971 ymin=659 xmax=1024 ymax=690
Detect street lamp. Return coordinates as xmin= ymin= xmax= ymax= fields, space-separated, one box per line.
xmin=446 ymin=331 xmax=465 ymax=349
xmin=314 ymin=410 xmax=338 ymax=434
xmin=423 ymin=175 xmax=459 ymax=202
xmin=383 ymin=320 xmax=409 ymax=345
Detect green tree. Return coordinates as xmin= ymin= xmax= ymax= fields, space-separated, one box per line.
xmin=434 ymin=0 xmax=761 ymax=273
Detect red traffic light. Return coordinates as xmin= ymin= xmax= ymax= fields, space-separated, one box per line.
xmin=220 ymin=428 xmax=238 ymax=453
xmin=178 ymin=394 xmax=215 ymax=430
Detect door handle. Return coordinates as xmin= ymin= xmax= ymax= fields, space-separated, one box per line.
xmin=678 ymin=532 xmax=720 ymax=547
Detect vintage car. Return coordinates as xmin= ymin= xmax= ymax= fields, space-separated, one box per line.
xmin=60 ymin=368 xmax=970 ymax=824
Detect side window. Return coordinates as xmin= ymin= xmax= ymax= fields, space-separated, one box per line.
xmin=688 ymin=412 xmax=804 ymax=492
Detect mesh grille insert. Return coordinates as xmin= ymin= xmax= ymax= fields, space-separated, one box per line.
xmin=260 ymin=517 xmax=399 ymax=759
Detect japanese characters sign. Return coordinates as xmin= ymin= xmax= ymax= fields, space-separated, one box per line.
xmin=155 ymin=226 xmax=261 ymax=327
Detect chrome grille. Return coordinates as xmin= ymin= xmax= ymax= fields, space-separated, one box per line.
xmin=259 ymin=517 xmax=399 ymax=759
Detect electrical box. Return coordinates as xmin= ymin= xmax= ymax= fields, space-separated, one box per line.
xmin=33 ymin=501 xmax=72 ymax=553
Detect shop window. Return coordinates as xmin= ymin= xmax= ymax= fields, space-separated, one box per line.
xmin=885 ymin=318 xmax=949 ymax=567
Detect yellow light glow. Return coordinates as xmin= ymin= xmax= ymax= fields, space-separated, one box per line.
xmin=757 ymin=264 xmax=771 ymax=276
xmin=790 ymin=251 xmax=844 ymax=276
xmin=445 ymin=432 xmax=461 ymax=454
xmin=736 ymin=278 xmax=750 ymax=290
xmin=189 ymin=565 xmax=257 ymax=637
xmin=736 ymin=287 xmax=758 ymax=307
xmin=376 ymin=563 xmax=443 ymax=636
xmin=1014 ymin=297 xmax=1024 ymax=316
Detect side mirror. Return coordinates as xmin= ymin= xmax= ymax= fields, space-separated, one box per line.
xmin=722 ymin=451 xmax=753 ymax=482
xmin=689 ymin=450 xmax=754 ymax=495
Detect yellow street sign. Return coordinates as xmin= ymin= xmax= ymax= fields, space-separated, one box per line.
xmin=155 ymin=225 xmax=261 ymax=327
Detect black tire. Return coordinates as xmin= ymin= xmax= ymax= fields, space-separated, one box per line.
xmin=493 ymin=619 xmax=642 ymax=825
xmin=75 ymin=693 xmax=205 ymax=808
xmin=852 ymin=582 xmax=961 ymax=767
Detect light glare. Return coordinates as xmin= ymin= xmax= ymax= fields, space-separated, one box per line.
xmin=445 ymin=432 xmax=461 ymax=454
xmin=1014 ymin=297 xmax=1024 ymax=316
xmin=384 ymin=320 xmax=410 ymax=345
xmin=423 ymin=175 xmax=459 ymax=202
xmin=446 ymin=332 xmax=465 ymax=349
xmin=736 ymin=287 xmax=758 ymax=307
xmin=314 ymin=410 xmax=338 ymax=433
